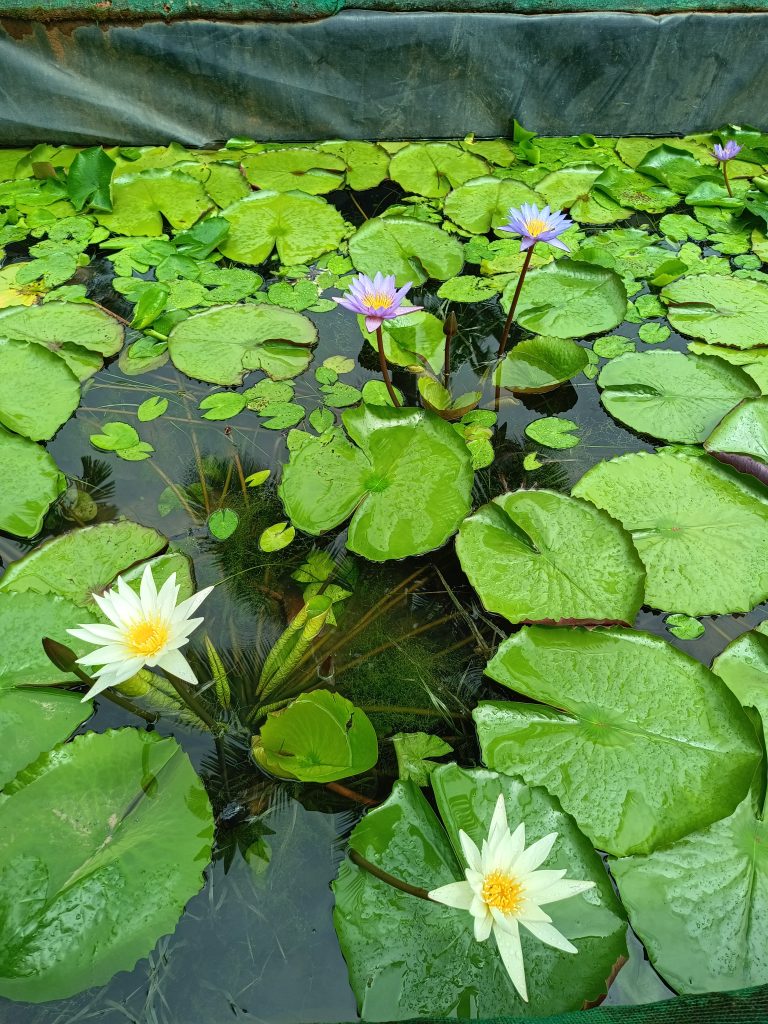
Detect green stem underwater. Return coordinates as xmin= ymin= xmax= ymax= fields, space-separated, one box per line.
xmin=166 ymin=672 xmax=221 ymax=733
xmin=375 ymin=325 xmax=401 ymax=408
xmin=497 ymin=244 xmax=534 ymax=362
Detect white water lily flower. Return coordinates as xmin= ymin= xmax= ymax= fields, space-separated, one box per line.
xmin=428 ymin=794 xmax=595 ymax=1002
xmin=68 ymin=564 xmax=213 ymax=701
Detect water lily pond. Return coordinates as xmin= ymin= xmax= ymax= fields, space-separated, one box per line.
xmin=1 ymin=127 xmax=768 ymax=1022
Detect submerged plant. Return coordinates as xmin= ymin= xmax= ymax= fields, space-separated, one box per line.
xmin=496 ymin=203 xmax=573 ymax=360
xmin=68 ymin=564 xmax=214 ymax=724
xmin=428 ymin=794 xmax=594 ymax=1002
xmin=333 ymin=272 xmax=422 ymax=407
xmin=712 ymin=139 xmax=742 ymax=197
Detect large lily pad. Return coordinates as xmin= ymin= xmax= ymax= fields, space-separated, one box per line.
xmin=705 ymin=397 xmax=768 ymax=483
xmin=219 ymin=191 xmax=347 ymax=265
xmin=388 ymin=143 xmax=488 ymax=198
xmin=505 ymin=259 xmax=626 ymax=339
xmin=0 ymin=338 xmax=80 ymax=441
xmin=361 ymin=310 xmax=446 ymax=373
xmin=573 ymin=449 xmax=768 ymax=615
xmin=598 ymin=350 xmax=759 ymax=443
xmin=0 ymin=729 xmax=213 ymax=1002
xmin=496 ymin=336 xmax=588 ymax=393
xmin=0 ymin=591 xmax=88 ymax=688
xmin=443 ymin=177 xmax=542 ymax=234
xmin=0 ymin=301 xmax=124 ymax=359
xmin=168 ymin=303 xmax=317 ymax=385
xmin=456 ymin=490 xmax=644 ymax=626
xmin=476 ymin=626 xmax=760 ymax=856
xmin=333 ymin=764 xmax=627 ymax=1020
xmin=97 ymin=168 xmax=212 ymax=235
xmin=636 ymin=144 xmax=717 ymax=194
xmin=0 ymin=427 xmax=66 ymax=538
xmin=242 ymin=148 xmax=345 ymax=194
xmin=593 ymin=166 xmax=679 ymax=213
xmin=535 ymin=164 xmax=604 ymax=210
xmin=0 ymin=519 xmax=167 ymax=606
xmin=688 ymin=341 xmax=768 ymax=394
xmin=348 ymin=216 xmax=464 ymax=287
xmin=0 ymin=688 xmax=92 ymax=789
xmin=662 ymin=275 xmax=768 ymax=349
xmin=318 ymin=140 xmax=390 ymax=191
xmin=611 ymin=791 xmax=768 ymax=994
xmin=252 ymin=691 xmax=378 ymax=783
xmin=279 ymin=405 xmax=473 ymax=561
xmin=712 ymin=622 xmax=768 ymax=748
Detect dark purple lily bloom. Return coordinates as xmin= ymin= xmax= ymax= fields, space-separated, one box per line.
xmin=333 ymin=272 xmax=423 ymax=333
xmin=713 ymin=140 xmax=742 ymax=162
xmin=498 ymin=203 xmax=574 ymax=253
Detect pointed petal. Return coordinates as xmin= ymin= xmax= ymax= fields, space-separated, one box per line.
xmin=174 ymin=585 xmax=213 ymax=622
xmin=493 ymin=919 xmax=528 ymax=1001
xmin=77 ymin=644 xmax=134 ymax=666
xmin=534 ymin=878 xmax=595 ymax=906
xmin=546 ymin=237 xmax=571 ymax=252
xmin=156 ymin=648 xmax=198 ymax=684
xmin=515 ymin=832 xmax=558 ymax=874
xmin=68 ymin=623 xmax=125 ymax=644
xmin=428 ymin=881 xmax=474 ymax=910
xmin=474 ymin=910 xmax=493 ymax=942
xmin=139 ymin=563 xmax=158 ymax=608
xmin=365 ymin=315 xmax=383 ymax=333
xmin=520 ymin=918 xmax=577 ymax=954
xmin=82 ymin=657 xmax=145 ymax=699
xmin=458 ymin=830 xmax=482 ymax=873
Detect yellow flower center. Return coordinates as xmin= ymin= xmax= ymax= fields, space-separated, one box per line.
xmin=482 ymin=870 xmax=524 ymax=914
xmin=126 ymin=616 xmax=169 ymax=657
xmin=524 ymin=217 xmax=547 ymax=237
xmin=363 ymin=291 xmax=392 ymax=311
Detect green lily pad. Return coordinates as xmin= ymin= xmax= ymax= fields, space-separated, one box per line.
xmin=505 ymin=259 xmax=626 ymax=339
xmin=253 ymin=690 xmax=378 ymax=782
xmin=497 ymin=336 xmax=588 ymax=393
xmin=137 ymin=396 xmax=168 ymax=421
xmin=242 ymin=148 xmax=345 ymax=194
xmin=279 ymin=405 xmax=473 ymax=561
xmin=598 ymin=351 xmax=759 ymax=443
xmin=0 ymin=519 xmax=166 ymax=606
xmin=0 ymin=591 xmax=87 ymax=687
xmin=476 ymin=626 xmax=760 ymax=856
xmin=443 ymin=176 xmax=541 ymax=234
xmin=168 ymin=304 xmax=317 ymax=385
xmin=198 ymin=392 xmax=247 ymax=421
xmin=97 ymin=168 xmax=212 ymax=236
xmin=573 ymin=449 xmax=768 ymax=615
xmin=0 ymin=688 xmax=92 ymax=789
xmin=388 ymin=143 xmax=488 ymax=198
xmin=361 ymin=310 xmax=446 ymax=373
xmin=259 ymin=520 xmax=296 ymax=551
xmin=0 ymin=301 xmax=124 ymax=362
xmin=535 ymin=164 xmax=604 ymax=210
xmin=0 ymin=337 xmax=80 ymax=441
xmin=436 ymin=275 xmax=500 ymax=303
xmin=636 ymin=145 xmax=718 ymax=194
xmin=637 ymin=323 xmax=671 ymax=345
xmin=524 ymin=416 xmax=580 ymax=449
xmin=0 ymin=729 xmax=213 ymax=1002
xmin=349 ymin=216 xmax=464 ymax=287
xmin=333 ymin=764 xmax=627 ymax=1019
xmin=712 ymin=621 xmax=768 ymax=748
xmin=593 ymin=166 xmax=679 ymax=213
xmin=318 ymin=141 xmax=390 ymax=191
xmin=259 ymin=401 xmax=307 ymax=428
xmin=392 ymin=731 xmax=452 ymax=787
xmin=611 ymin=790 xmax=768 ymax=994
xmin=688 ymin=341 xmax=768 ymax=394
xmin=0 ymin=427 xmax=66 ymax=538
xmin=662 ymin=275 xmax=768 ymax=349
xmin=219 ymin=192 xmax=347 ymax=265
xmin=207 ymin=508 xmax=240 ymax=541
xmin=704 ymin=396 xmax=768 ymax=483
xmin=456 ymin=490 xmax=644 ymax=626
xmin=665 ymin=613 xmax=705 ymax=640
xmin=592 ymin=335 xmax=635 ymax=359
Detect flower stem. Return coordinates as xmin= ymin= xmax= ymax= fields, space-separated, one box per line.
xmin=723 ymin=162 xmax=733 ymax=198
xmin=166 ymin=673 xmax=221 ymax=733
xmin=375 ymin=326 xmax=400 ymax=408
xmin=498 ymin=245 xmax=534 ymax=362
xmin=349 ymin=848 xmax=432 ymax=901
xmin=443 ymin=310 xmax=457 ymax=387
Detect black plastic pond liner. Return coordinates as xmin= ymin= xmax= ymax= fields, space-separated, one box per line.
xmin=336 ymin=983 xmax=768 ymax=1022
xmin=1 ymin=11 xmax=768 ymax=144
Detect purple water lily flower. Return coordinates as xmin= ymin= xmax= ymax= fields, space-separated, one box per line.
xmin=499 ymin=203 xmax=574 ymax=253
xmin=713 ymin=140 xmax=742 ymax=162
xmin=334 ymin=272 xmax=423 ymax=333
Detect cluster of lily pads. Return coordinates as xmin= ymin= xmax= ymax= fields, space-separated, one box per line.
xmin=1 ymin=123 xmax=768 ymax=1018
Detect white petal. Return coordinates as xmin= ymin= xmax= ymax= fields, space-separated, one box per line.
xmin=428 ymin=881 xmax=474 ymax=911
xmin=515 ymin=900 xmax=552 ymax=924
xmin=174 ymin=585 xmax=214 ymax=622
xmin=139 ymin=563 xmax=158 ymax=608
xmin=515 ymin=832 xmax=558 ymax=874
xmin=488 ymin=793 xmax=508 ymax=842
xmin=534 ymin=878 xmax=596 ymax=906
xmin=520 ymin=918 xmax=577 ymax=954
xmin=116 ymin=575 xmax=144 ymax=615
xmin=81 ymin=658 xmax=144 ymax=699
xmin=474 ymin=910 xmax=493 ymax=942
xmin=68 ymin=623 xmax=125 ymax=644
xmin=156 ymin=648 xmax=198 ymax=684
xmin=458 ymin=830 xmax=482 ymax=873
xmin=520 ymin=869 xmax=567 ymax=897
xmin=493 ymin=919 xmax=528 ymax=1001
xmin=157 ymin=572 xmax=180 ymax=615
xmin=77 ymin=644 xmax=133 ymax=666
xmin=488 ymin=826 xmax=526 ymax=874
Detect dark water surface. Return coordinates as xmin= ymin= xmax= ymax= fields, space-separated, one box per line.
xmin=0 ymin=199 xmax=761 ymax=1024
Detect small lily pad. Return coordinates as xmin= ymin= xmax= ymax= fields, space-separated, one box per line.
xmin=525 ymin=416 xmax=580 ymax=449
xmin=665 ymin=614 xmax=705 ymax=640
xmin=208 ymin=508 xmax=239 ymax=541
xmin=137 ymin=396 xmax=168 ymax=422
xmin=199 ymin=392 xmax=247 ymax=421
xmin=259 ymin=521 xmax=296 ymax=552
xmin=497 ymin=336 xmax=588 ymax=393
